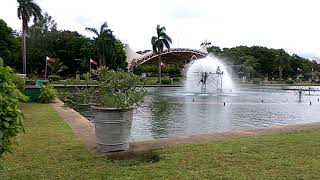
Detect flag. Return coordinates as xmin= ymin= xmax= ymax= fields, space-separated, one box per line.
xmin=46 ymin=56 xmax=56 ymax=63
xmin=90 ymin=58 xmax=97 ymax=65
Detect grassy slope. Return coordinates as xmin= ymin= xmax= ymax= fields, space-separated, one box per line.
xmin=1 ymin=103 xmax=320 ymax=179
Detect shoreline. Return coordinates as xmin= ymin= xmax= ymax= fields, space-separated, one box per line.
xmin=51 ymin=98 xmax=320 ymax=158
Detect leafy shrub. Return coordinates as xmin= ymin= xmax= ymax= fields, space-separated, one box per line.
xmin=133 ymin=65 xmax=157 ymax=75
xmin=172 ymin=77 xmax=181 ymax=82
xmin=38 ymin=85 xmax=57 ymax=103
xmin=161 ymin=79 xmax=172 ymax=84
xmin=13 ymin=76 xmax=26 ymax=90
xmin=286 ymin=80 xmax=294 ymax=84
xmin=98 ymin=68 xmax=146 ymax=109
xmin=253 ymin=78 xmax=261 ymax=84
xmin=0 ymin=64 xmax=28 ymax=157
xmin=48 ymin=75 xmax=61 ymax=82
xmin=60 ymin=73 xmax=98 ymax=108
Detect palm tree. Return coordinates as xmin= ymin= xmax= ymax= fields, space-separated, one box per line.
xmin=48 ymin=59 xmax=68 ymax=75
xmin=200 ymin=40 xmax=211 ymax=46
xmin=17 ymin=0 xmax=42 ymax=74
xmin=244 ymin=56 xmax=259 ymax=81
xmin=85 ymin=22 xmax=116 ymax=67
xmin=151 ymin=25 xmax=172 ymax=85
xmin=275 ymin=50 xmax=290 ymax=80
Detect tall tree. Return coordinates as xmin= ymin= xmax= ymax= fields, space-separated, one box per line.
xmin=275 ymin=50 xmax=290 ymax=80
xmin=85 ymin=22 xmax=116 ymax=67
xmin=151 ymin=25 xmax=172 ymax=85
xmin=17 ymin=0 xmax=42 ymax=74
xmin=27 ymin=12 xmax=57 ymax=74
xmin=0 ymin=19 xmax=20 ymax=68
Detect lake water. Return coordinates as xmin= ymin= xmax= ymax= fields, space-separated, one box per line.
xmin=131 ymin=85 xmax=320 ymax=141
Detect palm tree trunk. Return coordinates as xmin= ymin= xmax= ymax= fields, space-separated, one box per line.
xmin=98 ymin=54 xmax=102 ymax=67
xmin=158 ymin=55 xmax=161 ymax=86
xmin=279 ymin=66 xmax=283 ymax=80
xmin=22 ymin=21 xmax=27 ymax=74
xmin=103 ymin=56 xmax=106 ymax=67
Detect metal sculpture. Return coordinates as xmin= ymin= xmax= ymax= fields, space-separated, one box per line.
xmin=194 ymin=66 xmax=224 ymax=93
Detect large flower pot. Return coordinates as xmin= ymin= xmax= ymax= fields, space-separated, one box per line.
xmin=92 ymin=106 xmax=133 ymax=152
xmin=23 ymin=86 xmax=41 ymax=102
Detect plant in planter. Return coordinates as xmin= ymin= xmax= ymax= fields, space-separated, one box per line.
xmin=92 ymin=67 xmax=146 ymax=152
xmin=61 ymin=73 xmax=99 ymax=106
xmin=59 ymin=73 xmax=100 ymax=119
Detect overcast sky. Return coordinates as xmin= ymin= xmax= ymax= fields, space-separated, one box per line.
xmin=1 ymin=0 xmax=320 ymax=59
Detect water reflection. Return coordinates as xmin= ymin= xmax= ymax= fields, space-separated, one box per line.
xmin=131 ymin=86 xmax=320 ymax=141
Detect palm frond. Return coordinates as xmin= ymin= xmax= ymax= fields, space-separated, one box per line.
xmin=156 ymin=41 xmax=164 ymax=53
xmin=100 ymin=22 xmax=109 ymax=33
xmin=151 ymin=36 xmax=158 ymax=46
xmin=161 ymin=39 xmax=171 ymax=50
xmin=159 ymin=32 xmax=172 ymax=43
xmin=85 ymin=27 xmax=99 ymax=36
xmin=30 ymin=1 xmax=42 ymax=23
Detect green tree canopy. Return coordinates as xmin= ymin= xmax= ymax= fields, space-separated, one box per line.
xmin=0 ymin=19 xmax=20 ymax=69
xmin=208 ymin=45 xmax=319 ymax=80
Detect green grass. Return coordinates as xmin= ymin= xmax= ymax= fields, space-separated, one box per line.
xmin=1 ymin=103 xmax=320 ymax=179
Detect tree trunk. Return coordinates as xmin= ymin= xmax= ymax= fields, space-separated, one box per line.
xmin=103 ymin=56 xmax=106 ymax=67
xmin=22 ymin=21 xmax=27 ymax=74
xmin=98 ymin=54 xmax=103 ymax=67
xmin=158 ymin=55 xmax=161 ymax=86
xmin=279 ymin=66 xmax=283 ymax=80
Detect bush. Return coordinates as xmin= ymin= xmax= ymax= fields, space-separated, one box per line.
xmin=61 ymin=73 xmax=98 ymax=108
xmin=0 ymin=64 xmax=28 ymax=157
xmin=172 ymin=77 xmax=181 ymax=82
xmin=286 ymin=80 xmax=294 ymax=84
xmin=38 ymin=85 xmax=57 ymax=103
xmin=252 ymin=78 xmax=261 ymax=84
xmin=162 ymin=65 xmax=181 ymax=74
xmin=133 ymin=65 xmax=157 ymax=75
xmin=161 ymin=79 xmax=172 ymax=84
xmin=98 ymin=68 xmax=146 ymax=109
xmin=48 ymin=75 xmax=61 ymax=82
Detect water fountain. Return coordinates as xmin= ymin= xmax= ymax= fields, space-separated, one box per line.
xmin=185 ymin=56 xmax=235 ymax=93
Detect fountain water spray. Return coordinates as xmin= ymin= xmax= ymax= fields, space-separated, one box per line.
xmin=185 ymin=56 xmax=234 ymax=93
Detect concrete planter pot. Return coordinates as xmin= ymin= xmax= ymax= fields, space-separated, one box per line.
xmin=92 ymin=106 xmax=133 ymax=152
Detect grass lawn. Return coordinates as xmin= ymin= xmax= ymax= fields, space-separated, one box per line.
xmin=1 ymin=103 xmax=320 ymax=179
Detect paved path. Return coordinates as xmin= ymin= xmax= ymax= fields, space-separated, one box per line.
xmin=51 ymin=99 xmax=320 ymax=158
xmin=51 ymin=99 xmax=97 ymax=153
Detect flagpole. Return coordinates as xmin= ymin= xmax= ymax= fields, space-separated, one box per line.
xmin=45 ymin=57 xmax=48 ymax=80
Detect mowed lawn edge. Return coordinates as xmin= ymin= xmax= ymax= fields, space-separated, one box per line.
xmin=1 ymin=103 xmax=319 ymax=179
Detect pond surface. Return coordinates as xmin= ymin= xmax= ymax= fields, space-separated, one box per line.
xmin=131 ymin=85 xmax=320 ymax=141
